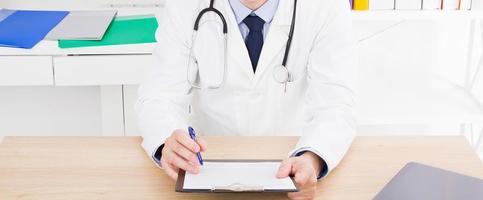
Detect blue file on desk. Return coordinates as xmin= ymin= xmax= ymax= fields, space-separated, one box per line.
xmin=0 ymin=10 xmax=69 ymax=49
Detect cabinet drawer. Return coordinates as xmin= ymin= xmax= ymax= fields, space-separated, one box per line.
xmin=0 ymin=56 xmax=53 ymax=86
xmin=53 ymin=55 xmax=155 ymax=86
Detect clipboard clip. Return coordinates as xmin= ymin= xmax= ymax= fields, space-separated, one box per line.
xmin=212 ymin=183 xmax=264 ymax=192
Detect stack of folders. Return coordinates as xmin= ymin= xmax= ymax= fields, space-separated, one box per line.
xmin=0 ymin=9 xmax=117 ymax=49
xmin=0 ymin=9 xmax=159 ymax=49
xmin=352 ymin=0 xmax=473 ymax=10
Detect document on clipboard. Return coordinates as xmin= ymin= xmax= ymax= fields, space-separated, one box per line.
xmin=176 ymin=160 xmax=298 ymax=193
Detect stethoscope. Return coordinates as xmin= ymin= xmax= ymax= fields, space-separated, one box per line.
xmin=187 ymin=0 xmax=298 ymax=92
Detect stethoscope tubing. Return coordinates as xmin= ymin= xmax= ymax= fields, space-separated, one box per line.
xmin=187 ymin=0 xmax=298 ymax=90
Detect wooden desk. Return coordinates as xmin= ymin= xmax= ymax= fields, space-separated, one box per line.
xmin=0 ymin=136 xmax=482 ymax=200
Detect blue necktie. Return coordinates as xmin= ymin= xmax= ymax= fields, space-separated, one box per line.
xmin=243 ymin=15 xmax=265 ymax=73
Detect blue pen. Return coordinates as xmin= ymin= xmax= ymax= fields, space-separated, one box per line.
xmin=188 ymin=126 xmax=204 ymax=166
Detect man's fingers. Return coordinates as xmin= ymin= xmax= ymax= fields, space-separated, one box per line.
xmin=196 ymin=137 xmax=208 ymax=152
xmin=174 ymin=131 xmax=201 ymax=153
xmin=285 ymin=158 xmax=318 ymax=200
xmin=161 ymin=159 xmax=178 ymax=180
xmin=168 ymin=152 xmax=199 ymax=174
xmin=171 ymin=143 xmax=200 ymax=166
xmin=288 ymin=192 xmax=309 ymax=200
xmin=288 ymin=191 xmax=312 ymax=200
xmin=294 ymin=166 xmax=312 ymax=187
xmin=287 ymin=192 xmax=302 ymax=200
xmin=277 ymin=159 xmax=293 ymax=178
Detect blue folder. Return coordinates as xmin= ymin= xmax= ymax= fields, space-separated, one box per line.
xmin=0 ymin=10 xmax=69 ymax=49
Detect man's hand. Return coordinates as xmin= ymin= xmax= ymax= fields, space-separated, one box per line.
xmin=161 ymin=129 xmax=207 ymax=180
xmin=277 ymin=152 xmax=324 ymax=200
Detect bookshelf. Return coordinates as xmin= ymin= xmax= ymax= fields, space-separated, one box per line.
xmin=352 ymin=10 xmax=483 ymax=21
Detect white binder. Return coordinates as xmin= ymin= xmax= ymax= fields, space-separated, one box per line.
xmin=459 ymin=0 xmax=473 ymax=10
xmin=395 ymin=0 xmax=422 ymax=10
xmin=423 ymin=0 xmax=442 ymax=10
xmin=442 ymin=0 xmax=460 ymax=10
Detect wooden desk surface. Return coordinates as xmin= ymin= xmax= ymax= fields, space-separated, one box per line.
xmin=0 ymin=136 xmax=482 ymax=200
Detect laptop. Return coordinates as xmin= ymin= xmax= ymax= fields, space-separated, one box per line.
xmin=374 ymin=162 xmax=483 ymax=200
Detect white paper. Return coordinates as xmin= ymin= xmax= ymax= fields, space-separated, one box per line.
xmin=370 ymin=0 xmax=395 ymax=10
xmin=459 ymin=0 xmax=472 ymax=10
xmin=395 ymin=0 xmax=422 ymax=10
xmin=183 ymin=161 xmax=297 ymax=191
xmin=423 ymin=0 xmax=441 ymax=10
xmin=45 ymin=10 xmax=117 ymax=40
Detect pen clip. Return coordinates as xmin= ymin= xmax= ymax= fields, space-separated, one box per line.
xmin=188 ymin=126 xmax=196 ymax=137
xmin=212 ymin=183 xmax=264 ymax=192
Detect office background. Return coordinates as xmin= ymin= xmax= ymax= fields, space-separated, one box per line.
xmin=0 ymin=0 xmax=482 ymax=159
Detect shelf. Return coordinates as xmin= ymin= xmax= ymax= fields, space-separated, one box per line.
xmin=352 ymin=10 xmax=483 ymax=21
xmin=0 ymin=41 xmax=155 ymax=56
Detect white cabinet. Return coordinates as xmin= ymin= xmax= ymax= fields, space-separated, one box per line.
xmin=53 ymin=55 xmax=155 ymax=86
xmin=0 ymin=56 xmax=53 ymax=86
xmin=0 ymin=86 xmax=104 ymax=136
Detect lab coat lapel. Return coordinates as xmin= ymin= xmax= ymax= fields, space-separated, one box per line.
xmin=254 ymin=0 xmax=292 ymax=84
xmin=221 ymin=0 xmax=256 ymax=80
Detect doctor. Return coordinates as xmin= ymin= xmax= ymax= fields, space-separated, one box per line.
xmin=137 ymin=0 xmax=357 ymax=199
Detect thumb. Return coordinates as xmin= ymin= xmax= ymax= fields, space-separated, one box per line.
xmin=277 ymin=159 xmax=293 ymax=178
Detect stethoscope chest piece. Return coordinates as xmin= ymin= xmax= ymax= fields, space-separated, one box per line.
xmin=273 ymin=65 xmax=292 ymax=84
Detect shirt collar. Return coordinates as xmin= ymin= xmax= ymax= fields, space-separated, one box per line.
xmin=228 ymin=0 xmax=280 ymax=25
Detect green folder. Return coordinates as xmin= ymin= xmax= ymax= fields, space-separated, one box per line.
xmin=58 ymin=15 xmax=158 ymax=48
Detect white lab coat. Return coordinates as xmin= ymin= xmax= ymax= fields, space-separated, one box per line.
xmin=137 ymin=0 xmax=358 ymax=176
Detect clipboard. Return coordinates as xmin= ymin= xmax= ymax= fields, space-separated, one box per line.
xmin=176 ymin=160 xmax=298 ymax=193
